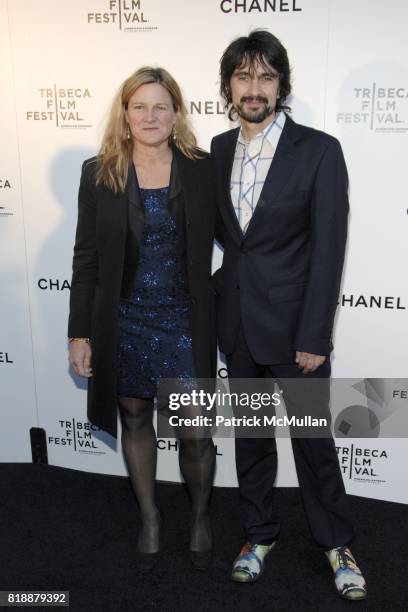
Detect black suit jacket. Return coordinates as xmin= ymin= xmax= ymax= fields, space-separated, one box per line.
xmin=211 ymin=114 xmax=349 ymax=364
xmin=68 ymin=147 xmax=216 ymax=437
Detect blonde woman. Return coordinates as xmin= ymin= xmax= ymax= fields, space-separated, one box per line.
xmin=68 ymin=67 xmax=217 ymax=571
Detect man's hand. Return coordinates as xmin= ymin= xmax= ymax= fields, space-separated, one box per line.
xmin=69 ymin=341 xmax=93 ymax=378
xmin=295 ymin=351 xmax=326 ymax=374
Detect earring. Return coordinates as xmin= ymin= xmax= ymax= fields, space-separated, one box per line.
xmin=171 ymin=124 xmax=178 ymax=144
xmin=127 ymin=125 xmax=131 ymax=141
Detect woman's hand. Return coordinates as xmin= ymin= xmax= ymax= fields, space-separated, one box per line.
xmin=69 ymin=341 xmax=93 ymax=377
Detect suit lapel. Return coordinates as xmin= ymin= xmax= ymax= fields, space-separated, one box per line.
xmin=244 ymin=115 xmax=301 ymax=235
xmin=258 ymin=116 xmax=299 ymax=204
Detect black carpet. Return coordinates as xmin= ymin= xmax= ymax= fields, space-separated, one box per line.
xmin=1 ymin=464 xmax=407 ymax=612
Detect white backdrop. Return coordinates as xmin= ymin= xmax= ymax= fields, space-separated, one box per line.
xmin=1 ymin=0 xmax=407 ymax=503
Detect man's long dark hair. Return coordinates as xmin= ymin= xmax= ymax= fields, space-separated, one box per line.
xmin=220 ymin=30 xmax=292 ymax=120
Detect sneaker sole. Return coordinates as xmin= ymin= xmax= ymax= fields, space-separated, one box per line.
xmin=340 ymin=588 xmax=367 ymax=601
xmin=231 ymin=567 xmax=264 ymax=583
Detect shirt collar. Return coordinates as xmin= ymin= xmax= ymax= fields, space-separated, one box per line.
xmin=237 ymin=111 xmax=286 ymax=148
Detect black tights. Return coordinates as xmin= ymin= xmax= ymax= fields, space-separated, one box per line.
xmin=118 ymin=396 xmax=215 ymax=553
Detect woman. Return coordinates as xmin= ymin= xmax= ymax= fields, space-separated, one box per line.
xmin=68 ymin=67 xmax=217 ymax=571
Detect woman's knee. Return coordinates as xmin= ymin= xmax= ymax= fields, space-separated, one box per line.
xmin=118 ymin=397 xmax=153 ymax=435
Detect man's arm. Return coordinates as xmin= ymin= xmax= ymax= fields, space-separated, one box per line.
xmin=294 ymin=138 xmax=349 ymax=358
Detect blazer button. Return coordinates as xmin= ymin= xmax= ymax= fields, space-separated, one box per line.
xmin=191 ymin=297 xmax=197 ymax=305
xmin=186 ymin=219 xmax=191 ymax=228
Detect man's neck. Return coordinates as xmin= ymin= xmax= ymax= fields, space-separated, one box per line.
xmin=240 ymin=111 xmax=277 ymax=142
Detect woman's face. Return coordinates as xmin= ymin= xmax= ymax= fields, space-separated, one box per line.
xmin=125 ymin=83 xmax=177 ymax=148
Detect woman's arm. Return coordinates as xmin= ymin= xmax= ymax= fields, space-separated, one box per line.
xmin=68 ymin=159 xmax=99 ymax=378
xmin=68 ymin=159 xmax=98 ymax=340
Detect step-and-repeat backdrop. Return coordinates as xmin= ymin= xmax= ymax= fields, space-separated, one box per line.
xmin=1 ymin=0 xmax=407 ymax=503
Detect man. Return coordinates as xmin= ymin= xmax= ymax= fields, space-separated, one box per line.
xmin=211 ymin=31 xmax=367 ymax=600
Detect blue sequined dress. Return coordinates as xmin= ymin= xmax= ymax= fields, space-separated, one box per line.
xmin=116 ymin=186 xmax=195 ymax=398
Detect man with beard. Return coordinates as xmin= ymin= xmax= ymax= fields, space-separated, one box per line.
xmin=211 ymin=31 xmax=367 ymax=600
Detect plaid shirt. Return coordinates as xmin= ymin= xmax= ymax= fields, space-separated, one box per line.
xmin=230 ymin=111 xmax=286 ymax=232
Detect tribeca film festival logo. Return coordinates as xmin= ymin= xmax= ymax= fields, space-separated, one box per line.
xmin=48 ymin=419 xmax=106 ymax=454
xmin=87 ymin=0 xmax=157 ymax=33
xmin=0 ymin=176 xmax=13 ymax=218
xmin=334 ymin=378 xmax=408 ymax=484
xmin=220 ymin=0 xmax=302 ymax=13
xmin=337 ymin=84 xmax=408 ymax=133
xmin=336 ymin=444 xmax=388 ymax=483
xmin=26 ymin=87 xmax=92 ymax=130
xmin=334 ymin=379 xmax=408 ymax=483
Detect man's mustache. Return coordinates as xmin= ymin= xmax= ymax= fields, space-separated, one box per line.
xmin=240 ymin=96 xmax=269 ymax=105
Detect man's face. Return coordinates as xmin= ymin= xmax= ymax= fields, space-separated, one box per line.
xmin=229 ymin=56 xmax=280 ymax=124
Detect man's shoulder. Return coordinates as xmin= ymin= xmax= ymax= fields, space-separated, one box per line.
xmin=211 ymin=127 xmax=239 ymax=149
xmin=211 ymin=118 xmax=341 ymax=150
xmin=288 ymin=116 xmax=340 ymax=150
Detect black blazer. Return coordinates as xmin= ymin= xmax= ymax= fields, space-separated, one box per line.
xmin=68 ymin=147 xmax=216 ymax=438
xmin=211 ymin=114 xmax=349 ymax=364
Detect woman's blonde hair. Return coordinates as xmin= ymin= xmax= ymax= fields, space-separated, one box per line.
xmin=96 ymin=66 xmax=202 ymax=192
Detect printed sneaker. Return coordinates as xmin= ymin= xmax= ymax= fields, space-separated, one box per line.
xmin=231 ymin=541 xmax=276 ymax=583
xmin=325 ymin=546 xmax=367 ymax=600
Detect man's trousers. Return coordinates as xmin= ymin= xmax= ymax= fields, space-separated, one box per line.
xmin=226 ymin=324 xmax=354 ymax=549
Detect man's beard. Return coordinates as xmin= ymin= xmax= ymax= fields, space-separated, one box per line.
xmin=235 ymin=96 xmax=275 ymax=123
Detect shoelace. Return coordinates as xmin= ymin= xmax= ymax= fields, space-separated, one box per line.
xmin=238 ymin=544 xmax=255 ymax=559
xmin=336 ymin=548 xmax=359 ymax=573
